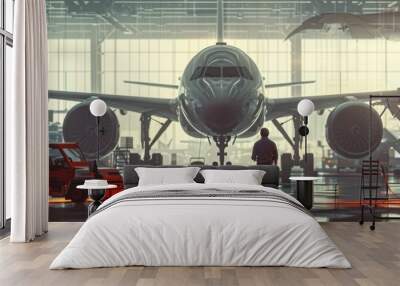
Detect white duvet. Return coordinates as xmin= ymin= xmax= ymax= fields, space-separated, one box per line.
xmin=50 ymin=183 xmax=351 ymax=269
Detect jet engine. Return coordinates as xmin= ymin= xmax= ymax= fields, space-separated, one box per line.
xmin=63 ymin=101 xmax=120 ymax=160
xmin=326 ymin=102 xmax=383 ymax=159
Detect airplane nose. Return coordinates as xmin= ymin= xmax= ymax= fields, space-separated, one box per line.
xmin=198 ymin=100 xmax=243 ymax=134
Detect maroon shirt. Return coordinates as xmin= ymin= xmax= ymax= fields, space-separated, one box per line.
xmin=251 ymin=137 xmax=278 ymax=165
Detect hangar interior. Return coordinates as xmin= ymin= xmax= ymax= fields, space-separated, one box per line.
xmin=46 ymin=0 xmax=400 ymax=221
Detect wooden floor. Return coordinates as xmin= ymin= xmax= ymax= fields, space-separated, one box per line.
xmin=0 ymin=222 xmax=399 ymax=286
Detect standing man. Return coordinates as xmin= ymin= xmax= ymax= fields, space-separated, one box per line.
xmin=251 ymin=128 xmax=278 ymax=165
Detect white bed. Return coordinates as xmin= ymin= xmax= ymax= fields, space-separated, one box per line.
xmin=50 ymin=183 xmax=351 ymax=269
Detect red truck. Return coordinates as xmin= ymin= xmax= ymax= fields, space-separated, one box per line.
xmin=49 ymin=143 xmax=124 ymax=202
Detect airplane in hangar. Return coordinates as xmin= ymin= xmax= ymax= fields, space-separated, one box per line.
xmin=286 ymin=11 xmax=400 ymax=41
xmin=49 ymin=0 xmax=400 ymax=175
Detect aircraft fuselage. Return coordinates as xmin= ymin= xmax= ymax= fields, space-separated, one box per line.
xmin=177 ymin=44 xmax=266 ymax=139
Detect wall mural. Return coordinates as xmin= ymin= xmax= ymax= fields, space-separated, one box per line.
xmin=46 ymin=0 xmax=400 ymax=221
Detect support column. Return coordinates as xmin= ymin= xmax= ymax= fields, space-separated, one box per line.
xmin=290 ymin=36 xmax=302 ymax=98
xmin=290 ymin=36 xmax=302 ymax=164
xmin=90 ymin=33 xmax=102 ymax=93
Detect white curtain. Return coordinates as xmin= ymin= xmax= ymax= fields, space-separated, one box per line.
xmin=7 ymin=0 xmax=49 ymax=242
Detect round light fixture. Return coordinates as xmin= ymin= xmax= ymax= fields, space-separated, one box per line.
xmin=90 ymin=99 xmax=107 ymax=117
xmin=297 ymin=99 xmax=315 ymax=117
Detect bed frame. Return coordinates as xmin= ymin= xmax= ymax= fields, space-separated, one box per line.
xmin=123 ymin=165 xmax=280 ymax=189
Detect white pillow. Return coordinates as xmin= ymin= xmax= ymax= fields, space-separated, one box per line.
xmin=200 ymin=169 xmax=265 ymax=185
xmin=135 ymin=167 xmax=200 ymax=186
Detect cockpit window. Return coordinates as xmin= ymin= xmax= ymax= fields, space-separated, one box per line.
xmin=191 ymin=66 xmax=253 ymax=80
xmin=204 ymin=66 xmax=221 ymax=77
xmin=222 ymin=67 xmax=240 ymax=78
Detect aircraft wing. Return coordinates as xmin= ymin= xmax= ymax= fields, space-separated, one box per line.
xmin=265 ymin=89 xmax=400 ymax=121
xmin=48 ymin=90 xmax=178 ymax=121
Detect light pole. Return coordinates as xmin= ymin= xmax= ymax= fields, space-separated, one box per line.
xmin=89 ymin=99 xmax=107 ymax=162
xmin=297 ymin=99 xmax=314 ymax=162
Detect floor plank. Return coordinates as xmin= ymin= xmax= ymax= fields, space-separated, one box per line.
xmin=0 ymin=222 xmax=399 ymax=286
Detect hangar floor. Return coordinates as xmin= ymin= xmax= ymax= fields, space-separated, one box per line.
xmin=48 ymin=173 xmax=400 ymax=222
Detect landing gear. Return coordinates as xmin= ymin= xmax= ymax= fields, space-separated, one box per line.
xmin=280 ymin=153 xmax=315 ymax=183
xmin=140 ymin=113 xmax=172 ymax=164
xmin=281 ymin=153 xmax=294 ymax=183
xmin=272 ymin=117 xmax=315 ymax=183
xmin=140 ymin=113 xmax=152 ymax=162
xmin=213 ymin=136 xmax=231 ymax=166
